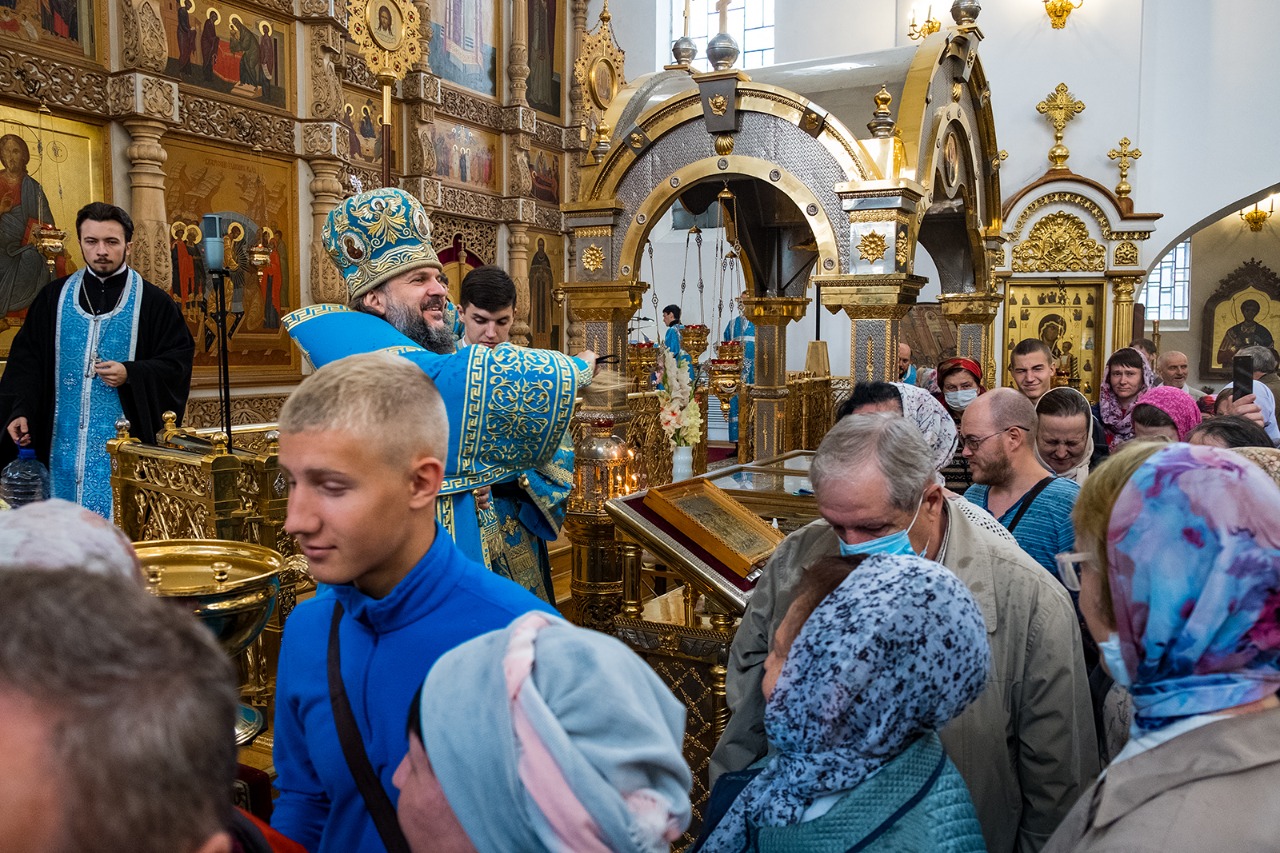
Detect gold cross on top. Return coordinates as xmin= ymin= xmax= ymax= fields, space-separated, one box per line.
xmin=1036 ymin=83 xmax=1085 ymax=169
xmin=1107 ymin=137 xmax=1143 ymax=198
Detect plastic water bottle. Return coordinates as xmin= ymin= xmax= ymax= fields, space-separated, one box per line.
xmin=1 ymin=447 xmax=50 ymax=507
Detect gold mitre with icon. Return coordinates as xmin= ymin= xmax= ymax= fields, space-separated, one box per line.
xmin=322 ymin=187 xmax=442 ymax=304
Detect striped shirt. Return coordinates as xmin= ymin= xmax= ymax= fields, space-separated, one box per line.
xmin=964 ymin=477 xmax=1080 ymax=579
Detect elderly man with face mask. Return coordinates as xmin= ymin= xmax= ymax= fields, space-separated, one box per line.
xmin=712 ymin=414 xmax=1098 ymax=853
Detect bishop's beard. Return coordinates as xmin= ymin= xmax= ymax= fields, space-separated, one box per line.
xmin=383 ymin=300 xmax=456 ymax=354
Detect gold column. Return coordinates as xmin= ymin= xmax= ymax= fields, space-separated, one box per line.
xmin=508 ymin=0 xmax=530 ymax=107
xmin=559 ymin=277 xmax=646 ymax=413
xmin=1111 ymin=275 xmax=1140 ymax=354
xmin=307 ymin=158 xmax=346 ymax=304
xmin=938 ymin=291 xmax=1003 ymax=387
xmin=740 ymin=296 xmax=809 ymax=461
xmin=568 ymin=0 xmax=591 ymax=132
xmin=818 ymin=275 xmax=925 ymax=382
xmin=122 ymin=118 xmax=173 ymax=288
xmin=558 ymin=278 xmax=645 ymax=630
xmin=508 ymin=221 xmax=532 ymax=346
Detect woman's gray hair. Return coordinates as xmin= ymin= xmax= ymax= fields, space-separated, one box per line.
xmin=810 ymin=414 xmax=934 ymax=513
xmin=1036 ymin=386 xmax=1093 ymax=420
xmin=0 ymin=568 xmax=238 ymax=853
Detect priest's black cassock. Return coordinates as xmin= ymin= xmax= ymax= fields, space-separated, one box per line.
xmin=0 ymin=267 xmax=194 ymax=491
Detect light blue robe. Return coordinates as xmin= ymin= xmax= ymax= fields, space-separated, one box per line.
xmin=722 ymin=315 xmax=756 ymax=442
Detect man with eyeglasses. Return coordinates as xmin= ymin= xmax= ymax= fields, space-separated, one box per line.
xmin=962 ymin=387 xmax=1081 ymax=580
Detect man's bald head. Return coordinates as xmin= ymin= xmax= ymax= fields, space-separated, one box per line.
xmin=1155 ymin=350 xmax=1190 ymax=388
xmin=967 ymin=387 xmax=1037 ymax=437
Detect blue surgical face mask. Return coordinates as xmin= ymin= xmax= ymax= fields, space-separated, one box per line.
xmin=945 ymin=388 xmax=980 ymax=411
xmin=837 ymin=496 xmax=924 ymax=558
xmin=1097 ymin=632 xmax=1132 ymax=688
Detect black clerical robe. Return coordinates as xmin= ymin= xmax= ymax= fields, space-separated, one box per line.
xmin=0 ymin=266 xmax=194 ymax=466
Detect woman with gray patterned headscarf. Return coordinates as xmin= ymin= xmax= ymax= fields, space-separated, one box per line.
xmin=696 ymin=553 xmax=990 ymax=853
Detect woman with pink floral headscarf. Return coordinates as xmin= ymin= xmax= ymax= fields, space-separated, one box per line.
xmin=1046 ymin=442 xmax=1280 ymax=852
xmin=1092 ymin=347 xmax=1157 ymax=448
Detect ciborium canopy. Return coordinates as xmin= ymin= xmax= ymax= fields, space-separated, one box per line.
xmin=134 ymin=539 xmax=283 ymax=746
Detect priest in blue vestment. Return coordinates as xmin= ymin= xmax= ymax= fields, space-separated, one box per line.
xmin=0 ymin=202 xmax=193 ymax=518
xmin=283 ymin=188 xmax=594 ymax=602
xmin=722 ymin=292 xmax=756 ymax=444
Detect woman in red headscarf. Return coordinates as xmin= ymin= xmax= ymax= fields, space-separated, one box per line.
xmin=934 ymin=357 xmax=985 ymax=491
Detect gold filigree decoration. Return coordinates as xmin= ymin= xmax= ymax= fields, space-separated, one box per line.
xmin=1011 ymin=212 xmax=1106 ymax=272
xmin=1007 ymin=192 xmax=1148 ymax=242
xmin=574 ymin=225 xmax=611 ymax=238
xmin=1114 ymin=241 xmax=1139 ymax=266
xmin=708 ymin=93 xmax=728 ymax=116
xmin=857 ymin=231 xmax=889 ymax=263
xmin=582 ymin=244 xmax=606 ymax=272
xmin=895 ymin=228 xmax=909 ymax=269
xmin=848 ymin=210 xmax=904 ymax=225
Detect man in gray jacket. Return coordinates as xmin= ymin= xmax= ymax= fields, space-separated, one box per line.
xmin=710 ymin=415 xmax=1098 ymax=853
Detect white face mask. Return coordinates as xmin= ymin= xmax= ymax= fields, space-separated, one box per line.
xmin=945 ymin=388 xmax=979 ymax=411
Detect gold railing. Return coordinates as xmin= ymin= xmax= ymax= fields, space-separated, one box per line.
xmin=108 ymin=417 xmax=312 ymax=751
xmin=786 ymin=372 xmax=835 ymax=451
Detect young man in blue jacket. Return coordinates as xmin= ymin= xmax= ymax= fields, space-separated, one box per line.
xmin=270 ymin=351 xmax=555 ymax=852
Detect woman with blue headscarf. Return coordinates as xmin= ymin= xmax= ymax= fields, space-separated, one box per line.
xmin=696 ymin=553 xmax=990 ymax=853
xmin=1046 ymin=442 xmax=1280 ymax=851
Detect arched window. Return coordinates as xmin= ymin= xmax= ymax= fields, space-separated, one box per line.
xmin=1144 ymin=238 xmax=1190 ymax=329
xmin=669 ymin=0 xmax=775 ymax=71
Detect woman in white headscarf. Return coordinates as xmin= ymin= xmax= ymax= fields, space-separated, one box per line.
xmin=1035 ymin=386 xmax=1099 ymax=484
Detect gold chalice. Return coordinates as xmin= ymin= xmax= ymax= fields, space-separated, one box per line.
xmin=134 ymin=540 xmax=283 ymax=746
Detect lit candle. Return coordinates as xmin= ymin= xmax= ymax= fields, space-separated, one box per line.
xmin=717 ymin=0 xmax=728 ymax=34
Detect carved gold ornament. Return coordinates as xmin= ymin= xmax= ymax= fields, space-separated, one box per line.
xmin=896 ymin=229 xmax=909 ymax=269
xmin=1114 ymin=241 xmax=1139 ymax=266
xmin=1107 ymin=137 xmax=1143 ymax=199
xmin=582 ymin=244 xmax=606 ymax=272
xmin=709 ymin=93 xmax=729 ymax=116
xmin=1012 ymin=212 xmax=1106 ymax=272
xmin=857 ymin=231 xmax=889 ymax=263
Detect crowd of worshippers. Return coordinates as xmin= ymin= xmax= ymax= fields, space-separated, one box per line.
xmin=1 ymin=188 xmax=1277 ymax=852
xmin=2 ymin=333 xmax=1278 ymax=853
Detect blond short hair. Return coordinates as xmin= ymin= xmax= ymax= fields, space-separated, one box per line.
xmin=279 ymin=351 xmax=448 ymax=466
xmin=1071 ymin=440 xmax=1163 ymax=623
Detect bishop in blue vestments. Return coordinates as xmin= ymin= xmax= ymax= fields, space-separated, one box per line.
xmin=283 ymin=189 xmax=593 ymax=601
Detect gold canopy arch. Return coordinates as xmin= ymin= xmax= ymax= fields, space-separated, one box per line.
xmin=561 ymin=2 xmax=1005 ymax=390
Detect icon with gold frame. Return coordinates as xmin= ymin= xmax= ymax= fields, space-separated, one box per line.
xmin=1005 ymin=280 xmax=1103 ymax=399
